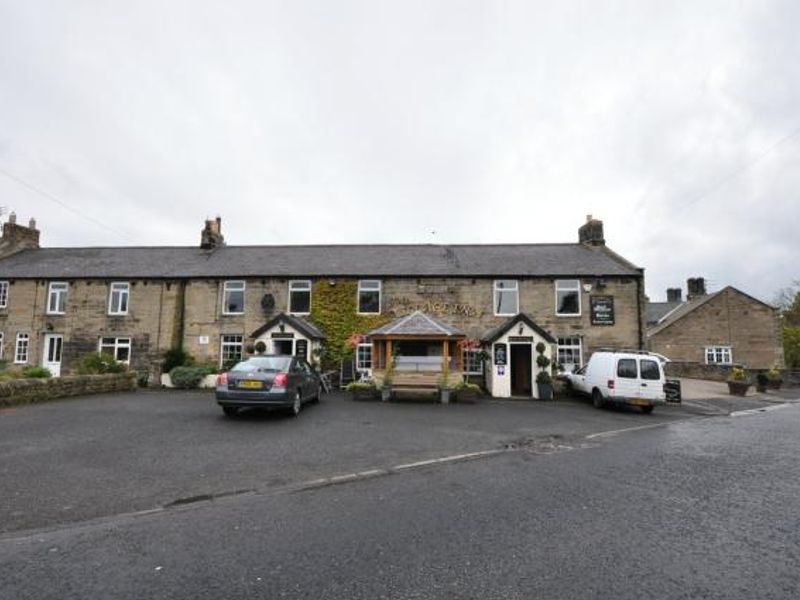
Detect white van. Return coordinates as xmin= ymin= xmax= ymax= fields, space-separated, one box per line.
xmin=564 ymin=350 xmax=667 ymax=413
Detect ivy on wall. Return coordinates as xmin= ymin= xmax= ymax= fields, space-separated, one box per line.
xmin=309 ymin=280 xmax=392 ymax=367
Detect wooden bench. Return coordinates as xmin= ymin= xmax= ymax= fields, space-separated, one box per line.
xmin=389 ymin=372 xmax=441 ymax=396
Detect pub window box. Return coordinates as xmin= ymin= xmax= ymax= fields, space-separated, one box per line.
xmin=288 ymin=280 xmax=311 ymax=315
xmin=555 ymin=280 xmax=581 ymax=316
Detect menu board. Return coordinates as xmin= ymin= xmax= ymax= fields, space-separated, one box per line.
xmin=591 ymin=296 xmax=615 ymax=326
xmin=494 ymin=343 xmax=507 ymax=366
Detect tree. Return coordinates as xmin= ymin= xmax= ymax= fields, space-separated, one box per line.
xmin=775 ymin=281 xmax=800 ymax=367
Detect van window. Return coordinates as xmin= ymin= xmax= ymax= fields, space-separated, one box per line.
xmin=640 ymin=359 xmax=661 ymax=380
xmin=617 ymin=358 xmax=638 ymax=378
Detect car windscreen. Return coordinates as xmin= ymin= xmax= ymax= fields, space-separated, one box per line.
xmin=231 ymin=357 xmax=292 ymax=372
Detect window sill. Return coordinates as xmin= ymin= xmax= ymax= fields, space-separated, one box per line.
xmin=45 ymin=313 xmax=66 ymax=317
xmin=555 ymin=313 xmax=582 ymax=318
xmin=221 ymin=313 xmax=245 ymax=317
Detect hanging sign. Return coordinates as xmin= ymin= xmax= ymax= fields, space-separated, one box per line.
xmin=494 ymin=343 xmax=507 ymax=366
xmin=295 ymin=339 xmax=308 ymax=360
xmin=591 ymin=296 xmax=615 ymax=326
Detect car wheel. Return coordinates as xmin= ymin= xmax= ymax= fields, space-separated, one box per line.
xmin=222 ymin=406 xmax=239 ymax=418
xmin=592 ymin=389 xmax=605 ymax=409
xmin=290 ymin=391 xmax=302 ymax=417
xmin=641 ymin=405 xmax=654 ymax=414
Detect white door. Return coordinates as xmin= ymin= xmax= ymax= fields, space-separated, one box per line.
xmin=638 ymin=358 xmax=663 ymax=401
xmin=42 ymin=334 xmax=63 ymax=377
xmin=614 ymin=357 xmax=640 ymax=399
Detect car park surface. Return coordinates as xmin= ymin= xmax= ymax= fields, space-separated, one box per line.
xmin=0 ymin=388 xmax=769 ymax=536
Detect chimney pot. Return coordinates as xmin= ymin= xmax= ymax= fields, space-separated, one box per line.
xmin=200 ymin=216 xmax=225 ymax=250
xmin=29 ymin=218 xmax=37 ymax=230
xmin=9 ymin=212 xmax=16 ymax=224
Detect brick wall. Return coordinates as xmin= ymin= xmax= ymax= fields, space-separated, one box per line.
xmin=648 ymin=287 xmax=784 ymax=369
xmin=0 ymin=372 xmax=137 ymax=407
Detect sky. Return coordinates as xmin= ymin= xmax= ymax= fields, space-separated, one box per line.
xmin=0 ymin=0 xmax=798 ymax=302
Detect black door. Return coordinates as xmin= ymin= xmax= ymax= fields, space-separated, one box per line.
xmin=510 ymin=344 xmax=532 ymax=396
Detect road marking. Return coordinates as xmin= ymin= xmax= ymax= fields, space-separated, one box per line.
xmin=730 ymin=404 xmax=789 ymax=417
xmin=584 ymin=419 xmax=700 ymax=440
xmin=392 ymin=449 xmax=508 ymax=471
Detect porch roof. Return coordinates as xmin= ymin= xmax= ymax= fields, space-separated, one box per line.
xmin=480 ymin=313 xmax=557 ymax=344
xmin=250 ymin=313 xmax=326 ymax=340
xmin=367 ymin=310 xmax=465 ymax=338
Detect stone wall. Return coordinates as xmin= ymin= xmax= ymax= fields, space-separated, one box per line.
xmin=648 ymin=287 xmax=784 ymax=369
xmin=664 ymin=362 xmax=733 ymax=382
xmin=0 ymin=372 xmax=137 ymax=407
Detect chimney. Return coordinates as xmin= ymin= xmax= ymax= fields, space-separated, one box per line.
xmin=200 ymin=216 xmax=225 ymax=250
xmin=578 ymin=214 xmax=605 ymax=246
xmin=686 ymin=277 xmax=706 ymax=300
xmin=0 ymin=213 xmax=41 ymax=259
xmin=666 ymin=288 xmax=682 ymax=303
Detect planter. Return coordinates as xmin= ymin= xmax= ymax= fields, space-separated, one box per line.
xmin=536 ymin=383 xmax=553 ymax=400
xmin=767 ymin=379 xmax=783 ymax=390
xmin=381 ymin=387 xmax=392 ymax=402
xmin=455 ymin=391 xmax=483 ymax=404
xmin=440 ymin=389 xmax=452 ymax=404
xmin=727 ymin=381 xmax=751 ymax=396
xmin=351 ymin=389 xmax=377 ymax=401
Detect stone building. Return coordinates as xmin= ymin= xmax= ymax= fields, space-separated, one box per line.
xmin=647 ymin=281 xmax=784 ymax=373
xmin=0 ymin=214 xmax=646 ymax=397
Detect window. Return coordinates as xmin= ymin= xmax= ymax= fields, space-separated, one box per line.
xmin=222 ymin=280 xmax=245 ymax=314
xmin=640 ymin=359 xmax=661 ymax=380
xmin=108 ymin=282 xmax=130 ymax=315
xmin=14 ymin=333 xmax=29 ymax=364
xmin=463 ymin=349 xmax=484 ymax=375
xmin=557 ymin=336 xmax=583 ymax=372
xmin=705 ymin=346 xmax=732 ymax=365
xmin=47 ymin=281 xmax=68 ymax=314
xmin=617 ymin=358 xmax=638 ymax=378
xmin=356 ymin=342 xmax=372 ymax=372
xmin=99 ymin=337 xmax=132 ymax=364
xmin=493 ymin=280 xmax=519 ymax=316
xmin=0 ymin=281 xmax=8 ymax=308
xmin=288 ymin=280 xmax=311 ymax=314
xmin=357 ymin=280 xmax=381 ymax=314
xmin=555 ymin=280 xmax=581 ymax=316
xmin=220 ymin=334 xmax=244 ymax=367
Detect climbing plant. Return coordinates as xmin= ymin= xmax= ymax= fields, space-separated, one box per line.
xmin=309 ymin=280 xmax=392 ymax=368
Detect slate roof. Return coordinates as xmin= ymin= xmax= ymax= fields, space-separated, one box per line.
xmin=480 ymin=313 xmax=557 ymax=344
xmin=250 ymin=313 xmax=326 ymax=340
xmin=368 ymin=311 xmax=465 ymax=337
xmin=0 ymin=243 xmax=642 ymax=279
xmin=645 ymin=301 xmax=683 ymax=326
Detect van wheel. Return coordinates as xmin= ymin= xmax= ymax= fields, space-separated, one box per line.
xmin=641 ymin=405 xmax=654 ymax=414
xmin=592 ymin=390 xmax=605 ymax=409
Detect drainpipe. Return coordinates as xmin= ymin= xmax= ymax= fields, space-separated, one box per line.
xmin=636 ymin=271 xmax=645 ymax=350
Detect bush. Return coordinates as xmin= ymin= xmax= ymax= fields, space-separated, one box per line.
xmin=454 ymin=381 xmax=481 ymax=392
xmin=22 ymin=366 xmax=52 ymax=379
xmin=345 ymin=380 xmax=376 ymax=391
xmin=162 ymin=348 xmax=194 ymax=373
xmin=728 ymin=366 xmax=747 ymax=382
xmin=75 ymin=353 xmax=127 ymax=375
xmin=254 ymin=341 xmax=267 ymax=354
xmin=169 ymin=366 xmax=209 ymax=389
xmin=536 ymin=370 xmax=552 ymax=384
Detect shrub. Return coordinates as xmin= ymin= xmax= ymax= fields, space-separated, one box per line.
xmin=254 ymin=341 xmax=267 ymax=354
xmin=0 ymin=359 xmax=7 ymax=372
xmin=75 ymin=353 xmax=127 ymax=375
xmin=345 ymin=380 xmax=376 ymax=391
xmin=728 ymin=366 xmax=747 ymax=382
xmin=22 ymin=366 xmax=52 ymax=379
xmin=536 ymin=354 xmax=551 ymax=368
xmin=454 ymin=381 xmax=481 ymax=392
xmin=162 ymin=348 xmax=194 ymax=373
xmin=169 ymin=366 xmax=208 ymax=389
xmin=536 ymin=370 xmax=552 ymax=385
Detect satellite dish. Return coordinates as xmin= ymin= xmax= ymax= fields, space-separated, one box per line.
xmin=261 ymin=293 xmax=275 ymax=312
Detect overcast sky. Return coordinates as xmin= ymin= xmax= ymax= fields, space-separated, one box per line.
xmin=1 ymin=1 xmax=798 ymax=302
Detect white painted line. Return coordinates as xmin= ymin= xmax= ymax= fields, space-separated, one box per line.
xmin=354 ymin=469 xmax=386 ymax=478
xmin=730 ymin=404 xmax=789 ymax=417
xmin=585 ymin=420 xmax=692 ymax=440
xmin=393 ymin=449 xmax=506 ymax=471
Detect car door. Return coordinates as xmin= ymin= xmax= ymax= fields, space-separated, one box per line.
xmin=638 ymin=358 xmax=663 ymax=401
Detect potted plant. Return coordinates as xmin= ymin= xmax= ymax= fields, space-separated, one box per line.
xmin=346 ymin=380 xmax=378 ymax=401
xmin=535 ymin=342 xmax=553 ymax=399
xmin=254 ymin=341 xmax=267 ymax=355
xmin=381 ymin=357 xmax=395 ymax=402
xmin=766 ymin=367 xmax=783 ymax=390
xmin=727 ymin=366 xmax=751 ymax=396
xmin=453 ymin=380 xmax=483 ymax=403
xmin=438 ymin=359 xmax=452 ymax=404
xmin=755 ymin=371 xmax=769 ymax=393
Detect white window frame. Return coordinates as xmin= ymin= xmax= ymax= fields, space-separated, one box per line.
xmin=222 ymin=280 xmax=246 ymax=315
xmin=705 ymin=346 xmax=732 ymax=365
xmin=463 ymin=349 xmax=484 ymax=375
xmin=357 ymin=280 xmax=382 ymax=314
xmin=0 ymin=332 xmax=4 ymax=359
xmin=98 ymin=337 xmax=132 ymax=364
xmin=108 ymin=282 xmax=130 ymax=315
xmin=493 ymin=280 xmax=519 ymax=316
xmin=14 ymin=333 xmax=29 ymax=364
xmin=220 ymin=334 xmax=244 ymax=367
xmin=555 ymin=279 xmax=582 ymax=317
xmin=356 ymin=342 xmax=373 ymax=372
xmin=0 ymin=281 xmax=8 ymax=309
xmin=288 ymin=280 xmax=312 ymax=315
xmin=47 ymin=281 xmax=68 ymax=315
xmin=557 ymin=336 xmax=583 ymax=371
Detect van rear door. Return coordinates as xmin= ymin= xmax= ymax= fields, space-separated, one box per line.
xmin=638 ymin=358 xmax=664 ymax=401
xmin=614 ymin=358 xmax=640 ymax=399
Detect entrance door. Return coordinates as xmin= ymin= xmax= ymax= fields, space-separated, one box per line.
xmin=42 ymin=334 xmax=63 ymax=377
xmin=273 ymin=339 xmax=294 ymax=355
xmin=510 ymin=344 xmax=532 ymax=396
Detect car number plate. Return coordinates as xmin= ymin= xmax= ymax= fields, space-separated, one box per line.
xmin=629 ymin=398 xmax=648 ymax=406
xmin=239 ymin=380 xmax=264 ymax=389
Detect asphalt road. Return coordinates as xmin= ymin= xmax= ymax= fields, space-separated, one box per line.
xmin=2 ymin=394 xmax=799 ymax=599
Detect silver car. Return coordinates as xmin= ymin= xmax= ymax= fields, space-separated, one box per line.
xmin=215 ymin=355 xmax=321 ymax=417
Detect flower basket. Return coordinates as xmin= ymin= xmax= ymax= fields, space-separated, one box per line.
xmin=727 ymin=380 xmax=751 ymax=396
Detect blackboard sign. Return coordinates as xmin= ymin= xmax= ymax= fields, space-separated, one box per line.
xmin=591 ymin=296 xmax=615 ymax=325
xmin=295 ymin=339 xmax=308 ymax=360
xmin=494 ymin=343 xmax=507 ymax=366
